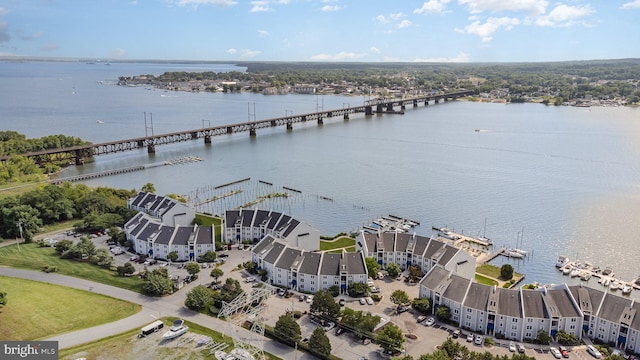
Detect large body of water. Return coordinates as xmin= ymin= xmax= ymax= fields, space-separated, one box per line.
xmin=2 ymin=60 xmax=640 ymax=287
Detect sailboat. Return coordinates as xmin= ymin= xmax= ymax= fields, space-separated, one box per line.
xmin=476 ymin=218 xmax=492 ymax=245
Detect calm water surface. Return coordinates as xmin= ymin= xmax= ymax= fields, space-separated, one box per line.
xmin=2 ymin=61 xmax=640 ymax=286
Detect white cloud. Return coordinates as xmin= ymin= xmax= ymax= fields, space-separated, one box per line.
xmin=397 ymin=19 xmax=412 ymax=29
xmin=456 ymin=16 xmax=520 ymax=42
xmin=375 ymin=15 xmax=388 ymax=23
xmin=251 ymin=1 xmax=272 ymax=12
xmin=321 ymin=5 xmax=341 ymax=11
xmin=458 ymin=0 xmax=548 ymax=15
xmin=274 ymin=0 xmax=290 ymax=4
xmin=109 ymin=48 xmax=128 ymax=58
xmin=370 ymin=46 xmax=380 ymax=54
xmin=414 ymin=0 xmax=451 ymax=15
xmin=310 ymin=51 xmax=363 ymax=61
xmin=227 ymin=48 xmax=237 ymax=54
xmin=389 ymin=12 xmax=404 ymax=20
xmin=258 ymin=29 xmax=269 ymax=37
xmin=622 ymin=0 xmax=640 ymax=9
xmin=240 ymin=49 xmax=261 ymax=58
xmin=535 ymin=4 xmax=593 ymax=27
xmin=412 ymin=52 xmax=471 ymax=62
xmin=174 ymin=0 xmax=238 ymax=7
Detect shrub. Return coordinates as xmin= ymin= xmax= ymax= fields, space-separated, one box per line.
xmin=42 ymin=265 xmax=58 ymax=273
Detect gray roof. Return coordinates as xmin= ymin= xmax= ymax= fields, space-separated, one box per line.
xmin=345 ymin=252 xmax=367 ymax=275
xmin=361 ymin=233 xmax=377 ymax=253
xmin=436 ymin=245 xmax=459 ymax=266
xmin=253 ymin=235 xmax=277 ymax=256
xmin=138 ymin=221 xmax=160 ymax=241
xmin=424 ymin=239 xmax=445 ymax=259
xmin=382 ymin=232 xmax=395 ymax=252
xmin=568 ymin=285 xmax=605 ymax=314
xmin=275 ymin=247 xmax=303 ymax=269
xmin=597 ymin=292 xmax=632 ymax=323
xmin=497 ymin=288 xmax=522 ymax=318
xmin=412 ymin=235 xmax=430 ymax=257
xmin=464 ymin=283 xmax=491 ymax=311
xmin=547 ymin=288 xmax=580 ymax=318
xmin=225 ymin=210 xmax=240 ymax=227
xmin=130 ymin=192 xmax=146 ymax=207
xmin=276 ymin=215 xmax=292 ymax=232
xmin=630 ymin=301 xmax=640 ymax=331
xmin=320 ymin=253 xmax=341 ymax=276
xmin=298 ymin=252 xmax=322 ymax=275
xmin=155 ymin=226 xmax=174 ymax=245
xmin=241 ymin=209 xmax=254 ymax=227
xmin=195 ymin=226 xmax=213 ymax=246
xmin=254 ymin=210 xmax=269 ymax=227
xmin=521 ymin=289 xmax=547 ymax=319
xmin=442 ymin=274 xmax=471 ymax=304
xmin=263 ymin=241 xmax=286 ymax=264
xmin=172 ymin=226 xmax=193 ymax=246
xmin=266 ymin=212 xmax=282 ymax=230
xmin=395 ymin=233 xmax=410 ymax=252
xmin=421 ymin=265 xmax=450 ymax=290
xmin=282 ymin=219 xmax=300 ymax=237
xmin=130 ymin=214 xmax=152 ymax=237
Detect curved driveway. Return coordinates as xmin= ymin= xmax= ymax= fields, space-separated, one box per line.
xmin=0 ymin=267 xmax=312 ymax=359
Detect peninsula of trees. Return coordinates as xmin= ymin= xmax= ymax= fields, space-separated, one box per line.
xmin=117 ymin=59 xmax=640 ymax=106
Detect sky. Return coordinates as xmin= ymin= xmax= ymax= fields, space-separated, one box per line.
xmin=0 ymin=0 xmax=638 ymax=63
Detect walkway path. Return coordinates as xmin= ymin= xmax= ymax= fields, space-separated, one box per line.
xmin=0 ymin=267 xmax=312 ymax=359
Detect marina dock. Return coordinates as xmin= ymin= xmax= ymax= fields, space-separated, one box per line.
xmin=557 ymin=258 xmax=640 ymax=295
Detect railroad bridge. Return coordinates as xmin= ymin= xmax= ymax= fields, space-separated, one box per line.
xmin=1 ymin=90 xmax=473 ymax=166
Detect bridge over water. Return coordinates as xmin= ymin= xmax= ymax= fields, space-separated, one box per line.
xmin=2 ymin=90 xmax=473 ymax=166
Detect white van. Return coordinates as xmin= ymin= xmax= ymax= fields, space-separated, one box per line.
xmin=586 ymin=345 xmax=602 ymax=359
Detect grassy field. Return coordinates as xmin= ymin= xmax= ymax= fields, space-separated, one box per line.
xmin=0 ymin=276 xmax=140 ymax=341
xmin=319 ymin=236 xmax=355 ymax=251
xmin=475 ymin=274 xmax=498 ymax=286
xmin=476 ymin=264 xmax=523 ymax=281
xmin=59 ymin=317 xmax=281 ymax=360
xmin=0 ymin=243 xmax=144 ymax=292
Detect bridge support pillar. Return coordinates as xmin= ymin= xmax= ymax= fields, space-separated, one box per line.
xmin=250 ymin=128 xmax=256 ymax=137
xmin=413 ymin=100 xmax=418 ymax=108
xmin=424 ymin=100 xmax=429 ymax=106
xmin=191 ymin=132 xmax=198 ymax=140
xmin=435 ymin=98 xmax=440 ymax=104
xmin=271 ymin=120 xmax=277 ymax=127
xmin=204 ymin=135 xmax=211 ymax=144
xmin=147 ymin=144 xmax=155 ymax=154
xmin=401 ymin=104 xmax=406 ymax=110
xmin=344 ymin=114 xmax=349 ymax=120
xmin=444 ymin=97 xmax=449 ymax=102
xmin=386 ymin=103 xmax=394 ymax=112
xmin=376 ymin=104 xmax=384 ymax=113
xmin=227 ymin=126 xmax=233 ymax=134
xmin=75 ymin=149 xmax=84 ymax=165
xmin=287 ymin=122 xmax=293 ymax=130
xmin=317 ymin=117 xmax=323 ymax=125
xmin=365 ymin=106 xmax=373 ymax=116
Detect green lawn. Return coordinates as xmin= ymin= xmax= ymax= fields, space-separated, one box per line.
xmin=0 ymin=243 xmax=144 ymax=292
xmin=475 ymin=274 xmax=498 ymax=286
xmin=476 ymin=264 xmax=522 ymax=280
xmin=0 ymin=276 xmax=140 ymax=341
xmin=319 ymin=236 xmax=355 ymax=251
xmin=59 ymin=317 xmax=281 ymax=360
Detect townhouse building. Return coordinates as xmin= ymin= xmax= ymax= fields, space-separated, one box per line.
xmin=128 ymin=191 xmax=194 ymax=227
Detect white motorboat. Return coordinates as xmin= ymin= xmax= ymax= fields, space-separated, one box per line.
xmin=556 ymin=256 xmax=569 ymax=268
xmin=622 ymin=285 xmax=632 ymax=295
xmin=562 ymin=267 xmax=572 ymax=275
xmin=581 ymin=272 xmax=592 ymax=281
xmin=510 ymin=248 xmax=528 ymax=256
xmin=570 ymin=269 xmax=581 ymax=278
xmin=505 ymin=250 xmax=525 ymax=259
xmin=610 ymin=281 xmax=622 ymax=291
xmin=162 ymin=319 xmax=188 ymax=340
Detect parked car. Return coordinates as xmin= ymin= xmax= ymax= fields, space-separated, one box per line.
xmin=362 ymin=338 xmax=371 ymax=345
xmin=452 ymin=330 xmax=461 ymax=339
xmin=323 ymin=322 xmax=335 ymax=331
xmin=306 ymin=295 xmax=313 ymax=304
xmin=517 ymin=343 xmax=526 ymax=354
xmin=466 ymin=333 xmax=474 ymax=342
xmin=335 ymin=327 xmax=345 ymax=335
xmin=474 ymin=335 xmax=483 ymax=345
xmin=359 ymin=298 xmax=366 ymax=305
xmin=397 ymin=306 xmax=409 ymax=313
xmin=338 ymin=298 xmax=345 ymax=306
xmin=370 ymin=286 xmax=380 ymax=293
xmin=299 ymin=295 xmax=305 ymax=302
xmin=244 ymin=277 xmax=256 ymax=283
xmin=559 ymin=346 xmax=570 ymax=358
xmin=417 ymin=315 xmax=427 ymax=323
xmin=301 ymin=337 xmax=309 ymax=344
xmin=365 ymin=297 xmax=374 ymax=305
xmin=422 ymin=317 xmax=435 ymax=326
xmin=277 ymin=289 xmax=286 ymax=296
xmin=509 ymin=342 xmax=517 ymax=352
xmin=218 ymin=252 xmax=229 ymax=258
xmin=550 ymin=347 xmax=562 ymax=359
xmin=586 ymin=345 xmax=602 ymax=359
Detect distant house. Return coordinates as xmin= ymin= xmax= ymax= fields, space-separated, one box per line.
xmin=251 ymin=235 xmax=368 ymax=294
xmin=223 ymin=209 xmax=320 ymax=251
xmin=127 ymin=192 xmax=194 ymax=227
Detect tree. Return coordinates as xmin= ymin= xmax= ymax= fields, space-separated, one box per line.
xmin=142 ymin=268 xmax=173 ymax=296
xmin=185 ymin=285 xmax=213 ymax=311
xmin=167 ymin=251 xmax=178 ymax=262
xmin=54 ymin=239 xmax=73 ymax=253
xmin=408 ymin=264 xmax=423 ymax=281
xmin=557 ymin=330 xmax=579 ymax=346
xmin=500 ymin=264 xmax=514 ymax=280
xmin=386 ymin=262 xmax=401 ymax=277
xmin=377 ymin=323 xmax=405 ymax=353
xmin=199 ymin=250 xmax=217 ymax=262
xmin=0 ymin=291 xmax=6 ymax=307
xmin=435 ymin=305 xmax=451 ymax=321
xmin=365 ymin=257 xmax=380 ymax=278
xmin=117 ymin=262 xmax=136 ymax=277
xmin=310 ymin=289 xmax=341 ymax=320
xmin=411 ymin=297 xmax=431 ymax=314
xmin=347 ymin=282 xmax=369 ymax=297
xmin=390 ymin=289 xmax=411 ymax=307
xmin=535 ymin=329 xmax=551 ymax=345
xmin=185 ymin=262 xmax=201 ymax=277
xmin=210 ymin=267 xmax=224 ymax=282
xmin=309 ymin=326 xmax=331 ymax=359
xmin=141 ymin=182 xmax=156 ymax=193
xmin=274 ymin=314 xmax=301 ymax=346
